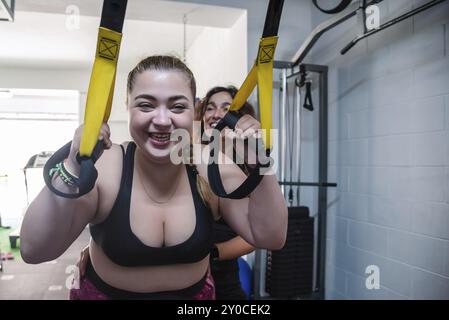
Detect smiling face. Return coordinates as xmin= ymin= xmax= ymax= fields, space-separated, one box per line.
xmin=203 ymin=91 xmax=233 ymax=130
xmin=128 ymin=70 xmax=194 ymax=162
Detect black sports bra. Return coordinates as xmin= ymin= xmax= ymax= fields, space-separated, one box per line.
xmin=90 ymin=142 xmax=214 ymax=267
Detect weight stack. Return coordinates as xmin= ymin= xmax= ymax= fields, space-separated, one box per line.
xmin=265 ymin=206 xmax=314 ymax=298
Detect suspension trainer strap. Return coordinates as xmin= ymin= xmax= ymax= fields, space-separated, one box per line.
xmin=44 ymin=0 xmax=127 ymax=198
xmin=207 ymin=0 xmax=284 ymax=199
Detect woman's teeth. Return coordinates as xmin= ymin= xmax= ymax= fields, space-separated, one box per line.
xmin=149 ymin=133 xmax=170 ymax=141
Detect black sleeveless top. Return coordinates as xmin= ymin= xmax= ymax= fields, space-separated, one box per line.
xmin=90 ymin=142 xmax=214 ymax=267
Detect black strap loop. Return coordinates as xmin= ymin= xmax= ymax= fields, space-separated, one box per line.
xmin=208 ymin=149 xmax=271 ymax=200
xmin=312 ymin=0 xmax=352 ymax=14
xmin=207 ymin=111 xmax=271 ymax=199
xmin=214 ymin=111 xmax=240 ymax=132
xmin=303 ymin=81 xmax=314 ymax=111
xmin=43 ymin=141 xmax=103 ymax=199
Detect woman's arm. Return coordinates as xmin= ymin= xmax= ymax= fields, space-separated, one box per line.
xmin=214 ymin=236 xmax=255 ymax=261
xmin=197 ymin=147 xmax=287 ymax=251
xmin=20 ymin=124 xmax=112 ymax=264
xmin=20 ymin=178 xmax=98 ymax=264
xmin=217 ymin=169 xmax=288 ymax=250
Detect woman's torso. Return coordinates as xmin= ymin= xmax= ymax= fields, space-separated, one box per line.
xmin=88 ymin=142 xmax=214 ymax=293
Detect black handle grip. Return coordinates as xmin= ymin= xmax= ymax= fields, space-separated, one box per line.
xmin=340 ymin=40 xmax=356 ymax=55
xmin=214 ymin=111 xmax=241 ymax=132
xmin=303 ymin=82 xmax=314 ymax=111
xmin=207 ymin=111 xmax=272 ymax=199
xmin=43 ymin=141 xmax=103 ymax=199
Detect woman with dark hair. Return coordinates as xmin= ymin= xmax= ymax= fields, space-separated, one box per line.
xmin=20 ymin=56 xmax=287 ymax=300
xmin=197 ymin=86 xmax=256 ymax=300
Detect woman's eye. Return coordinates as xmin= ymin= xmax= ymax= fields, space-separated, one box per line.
xmin=171 ymin=104 xmax=187 ymax=113
xmin=138 ymin=103 xmax=155 ymax=111
xmin=206 ymin=106 xmax=215 ymax=112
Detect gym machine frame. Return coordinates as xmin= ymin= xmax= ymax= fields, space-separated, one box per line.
xmin=253 ymin=0 xmax=448 ymax=300
xmin=253 ymin=61 xmax=334 ymax=300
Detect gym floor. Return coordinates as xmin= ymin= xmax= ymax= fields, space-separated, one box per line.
xmin=0 ymin=228 xmax=89 ymax=300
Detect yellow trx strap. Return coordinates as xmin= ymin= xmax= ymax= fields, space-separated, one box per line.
xmin=229 ymin=36 xmax=278 ymax=150
xmin=79 ymin=27 xmax=122 ymax=157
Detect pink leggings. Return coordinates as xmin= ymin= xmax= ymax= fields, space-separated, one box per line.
xmin=69 ymin=271 xmax=216 ymax=300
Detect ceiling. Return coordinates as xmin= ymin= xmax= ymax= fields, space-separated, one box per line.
xmin=14 ymin=0 xmax=243 ymax=28
xmin=0 ymin=0 xmax=245 ymax=69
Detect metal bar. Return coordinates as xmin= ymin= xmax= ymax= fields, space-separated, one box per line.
xmin=286 ymin=75 xmax=294 ymax=205
xmin=273 ymin=60 xmax=294 ymax=69
xmin=281 ymin=63 xmax=329 ymax=77
xmin=291 ymin=1 xmax=359 ymax=65
xmin=315 ymin=64 xmax=329 ymax=300
xmin=291 ymin=0 xmax=385 ymax=66
xmin=341 ymin=0 xmax=447 ymax=54
xmin=294 ymin=80 xmax=301 ymax=206
xmin=362 ymin=0 xmax=368 ymax=34
xmin=280 ymin=69 xmax=287 ymax=198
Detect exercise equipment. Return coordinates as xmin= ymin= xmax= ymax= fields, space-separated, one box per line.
xmin=291 ymin=0 xmax=384 ymax=66
xmin=260 ymin=0 xmax=447 ymax=300
xmin=43 ymin=0 xmax=128 ymax=198
xmin=341 ymin=0 xmax=448 ymax=54
xmin=207 ymin=0 xmax=285 ymax=199
xmin=265 ymin=207 xmax=314 ymax=298
xmin=312 ymin=0 xmax=352 ymax=14
xmin=254 ymin=62 xmax=337 ymax=300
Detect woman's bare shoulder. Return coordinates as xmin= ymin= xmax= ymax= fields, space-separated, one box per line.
xmin=92 ymin=142 xmax=130 ymax=224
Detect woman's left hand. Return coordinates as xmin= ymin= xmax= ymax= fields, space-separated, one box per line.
xmin=225 ymin=115 xmax=263 ymax=166
xmin=234 ymin=114 xmax=261 ymax=140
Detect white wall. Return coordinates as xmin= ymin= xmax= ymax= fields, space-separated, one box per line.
xmin=0 ymin=7 xmax=248 ymax=228
xmin=306 ymin=0 xmax=449 ymax=299
xmin=187 ymin=12 xmax=247 ymax=97
xmin=0 ymin=10 xmax=247 ymax=144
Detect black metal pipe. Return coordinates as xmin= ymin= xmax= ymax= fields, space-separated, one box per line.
xmin=362 ymin=0 xmax=368 ymax=34
xmin=271 ymin=63 xmax=330 ymax=299
xmin=292 ymin=0 xmax=385 ymax=66
xmin=273 ymin=60 xmax=294 ymax=69
xmin=317 ymin=65 xmax=329 ymax=300
xmin=298 ymin=63 xmax=329 ymax=300
xmin=341 ymin=0 xmax=447 ymax=54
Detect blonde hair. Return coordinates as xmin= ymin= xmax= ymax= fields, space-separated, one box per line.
xmin=127 ymin=55 xmax=196 ymax=99
xmin=128 ymin=55 xmax=215 ymax=212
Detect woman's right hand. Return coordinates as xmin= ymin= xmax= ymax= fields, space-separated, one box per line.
xmin=65 ymin=123 xmax=112 ymax=175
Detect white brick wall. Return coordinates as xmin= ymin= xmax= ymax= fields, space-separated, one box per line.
xmin=310 ymin=0 xmax=449 ymax=299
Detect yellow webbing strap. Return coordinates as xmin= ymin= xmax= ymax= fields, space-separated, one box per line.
xmin=79 ymin=27 xmax=122 ymax=157
xmin=229 ymin=36 xmax=278 ymax=150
